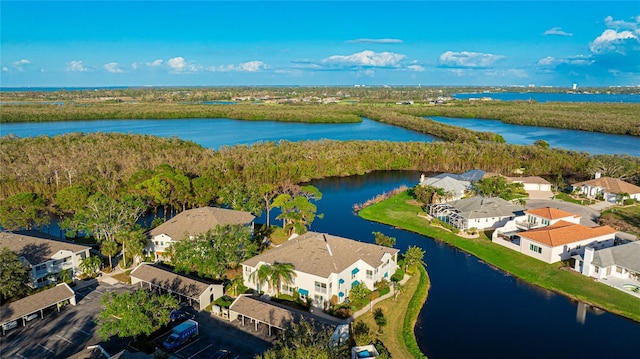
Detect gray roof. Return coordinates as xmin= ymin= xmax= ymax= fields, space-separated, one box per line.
xmin=592 ymin=241 xmax=640 ymax=272
xmin=242 ymin=232 xmax=399 ymax=278
xmin=0 ymin=283 xmax=75 ymax=325
xmin=506 ymin=176 xmax=551 ymax=185
xmin=0 ymin=231 xmax=90 ymax=265
xmin=459 ymin=169 xmax=487 ymax=182
xmin=448 ymin=196 xmax=525 ymax=219
xmin=130 ymin=264 xmax=218 ymax=298
xmin=229 ymin=295 xmax=299 ymax=329
xmin=421 ymin=176 xmax=469 ymax=194
xmin=150 ymin=207 xmax=255 ymax=240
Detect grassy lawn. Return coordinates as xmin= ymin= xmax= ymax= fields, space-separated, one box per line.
xmin=355 ymin=265 xmax=429 ymax=359
xmin=554 ymin=192 xmax=597 ymax=205
xmin=359 ymin=191 xmax=640 ymax=323
xmin=601 ymin=203 xmax=640 ymax=237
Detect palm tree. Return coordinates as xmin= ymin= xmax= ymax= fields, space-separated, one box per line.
xmin=249 ymin=264 xmax=272 ymax=293
xmin=269 ymin=262 xmax=297 ymax=296
xmin=616 ymin=192 xmax=630 ymax=205
xmin=79 ymin=256 xmax=102 ymax=276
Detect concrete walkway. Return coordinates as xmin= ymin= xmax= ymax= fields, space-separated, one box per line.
xmin=352 ymin=274 xmax=411 ymax=319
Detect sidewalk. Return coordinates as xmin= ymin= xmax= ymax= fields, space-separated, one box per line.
xmin=352 ymin=274 xmax=411 ymax=319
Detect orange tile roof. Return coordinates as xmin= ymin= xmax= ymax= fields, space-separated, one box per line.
xmin=519 ymin=220 xmax=616 ymax=247
xmin=573 ymin=177 xmax=640 ymax=195
xmin=525 ymin=207 xmax=577 ymax=220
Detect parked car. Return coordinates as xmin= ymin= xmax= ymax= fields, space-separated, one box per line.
xmin=210 ymin=350 xmax=232 ymax=359
xmin=162 ymin=319 xmax=198 ymax=351
xmin=23 ymin=313 xmax=39 ymax=322
xmin=170 ymin=310 xmax=192 ymax=321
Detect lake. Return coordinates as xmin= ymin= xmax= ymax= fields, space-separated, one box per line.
xmin=305 ymin=171 xmax=640 ymax=359
xmin=428 ymin=116 xmax=640 ymax=156
xmin=0 ymin=118 xmax=437 ymax=150
xmin=453 ymin=92 xmax=640 ymax=103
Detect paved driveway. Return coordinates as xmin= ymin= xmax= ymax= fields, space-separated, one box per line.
xmin=524 ymin=199 xmax=600 ymax=227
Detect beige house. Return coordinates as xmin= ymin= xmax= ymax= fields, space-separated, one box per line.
xmin=130 ymin=263 xmax=223 ymax=310
xmin=573 ymin=175 xmax=640 ymax=203
xmin=148 ymin=206 xmax=255 ymax=260
xmin=506 ymin=176 xmax=553 ymax=199
xmin=241 ymin=232 xmax=399 ymax=309
xmin=0 ymin=231 xmax=91 ymax=288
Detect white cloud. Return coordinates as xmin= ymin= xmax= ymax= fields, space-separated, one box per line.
xmin=209 ymin=61 xmax=268 ymax=72
xmin=66 ymin=60 xmax=88 ymax=72
xmin=604 ymin=15 xmax=639 ymax=32
xmin=13 ymin=59 xmax=30 ymax=66
xmin=322 ymin=50 xmax=406 ymax=67
xmin=407 ymin=65 xmax=425 ymax=72
xmin=2 ymin=66 xmax=9 ymax=72
xmin=167 ymin=57 xmax=187 ymax=71
xmin=438 ymin=51 xmax=505 ymax=68
xmin=537 ymin=55 xmax=594 ymax=67
xmin=132 ymin=59 xmax=163 ymax=70
xmin=346 ymin=38 xmax=403 ymax=44
xmin=589 ymin=29 xmax=638 ymax=54
xmin=103 ymin=62 xmax=124 ymax=73
xmin=543 ymin=27 xmax=573 ymax=36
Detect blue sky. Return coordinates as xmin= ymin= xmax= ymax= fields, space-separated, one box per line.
xmin=2 ymin=1 xmax=639 ymax=87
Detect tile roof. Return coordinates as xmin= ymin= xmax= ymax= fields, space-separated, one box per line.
xmin=241 ymin=232 xmax=399 ymax=278
xmin=0 ymin=231 xmax=90 ymax=265
xmin=573 ymin=177 xmax=640 ymax=195
xmin=448 ymin=196 xmax=525 ymax=219
xmin=0 ymin=283 xmax=75 ymax=325
xmin=525 ymin=207 xmax=578 ymax=220
xmin=421 ymin=176 xmax=469 ymax=194
xmin=229 ymin=295 xmax=299 ymax=329
xmin=592 ymin=241 xmax=640 ymax=272
xmin=519 ymin=220 xmax=617 ymax=247
xmin=130 ymin=264 xmax=217 ymax=298
xmin=149 ymin=207 xmax=255 ymax=240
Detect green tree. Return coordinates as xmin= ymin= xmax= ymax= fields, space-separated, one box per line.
xmin=100 ymin=240 xmax=120 ymax=269
xmin=96 ymin=289 xmax=178 ymax=340
xmin=0 ymin=192 xmax=49 ymax=230
xmin=352 ymin=321 xmax=374 ymax=346
xmin=55 ymin=184 xmax=91 ymax=214
xmin=249 ymin=264 xmax=273 ymax=293
xmin=349 ymin=281 xmax=371 ymax=304
xmin=373 ymin=307 xmax=387 ymax=334
xmin=272 ymin=185 xmax=323 ymax=235
xmin=473 ymin=175 xmax=526 ymax=200
xmin=115 ymin=225 xmax=148 ymax=268
xmin=372 ymin=231 xmax=396 ymax=247
xmin=257 ymin=318 xmax=345 ymax=359
xmin=170 ymin=224 xmax=257 ymax=279
xmin=616 ymin=192 xmax=630 ymax=205
xmin=191 ymin=176 xmax=219 ymax=207
xmin=404 ymin=246 xmax=426 ymax=270
xmin=79 ymin=255 xmax=102 ymax=277
xmin=0 ymin=248 xmax=30 ymax=303
xmin=269 ymin=262 xmax=297 ymax=296
xmin=534 ymin=139 xmax=550 ymax=148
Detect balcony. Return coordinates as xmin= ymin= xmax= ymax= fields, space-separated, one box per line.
xmin=515 ymin=220 xmax=544 ymax=230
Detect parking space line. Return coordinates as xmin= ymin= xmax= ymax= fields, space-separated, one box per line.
xmin=93 ymin=289 xmax=104 ymax=294
xmin=56 ymin=334 xmax=73 ymax=344
xmin=73 ymin=326 xmax=91 ymax=335
xmin=186 ymin=344 xmax=212 ymax=359
xmin=174 ymin=338 xmax=200 ymax=354
xmin=17 ymin=353 xmax=27 ymax=359
xmin=38 ymin=343 xmax=55 ymax=353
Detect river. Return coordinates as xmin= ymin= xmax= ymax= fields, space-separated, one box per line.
xmin=305 ymin=171 xmax=640 ymax=359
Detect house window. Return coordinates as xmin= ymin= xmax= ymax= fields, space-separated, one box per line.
xmin=366 ymin=270 xmax=373 ymax=280
xmin=542 ymin=219 xmax=549 ymax=226
xmin=616 ymin=266 xmax=623 ymax=274
xmin=315 ymin=281 xmax=327 ymax=294
xmin=314 ymin=295 xmax=324 ymax=305
xmin=35 ymin=264 xmax=47 ymax=271
xmin=281 ymin=284 xmax=294 ymax=294
xmin=529 ymin=244 xmax=542 ymax=254
xmin=594 ymin=266 xmax=599 ymax=273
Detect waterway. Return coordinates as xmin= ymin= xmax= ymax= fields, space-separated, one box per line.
xmin=0 ymin=118 xmax=437 ymax=150
xmin=453 ymin=92 xmax=640 ymax=103
xmin=305 ymin=171 xmax=640 ymax=359
xmin=428 ymin=116 xmax=640 ymax=156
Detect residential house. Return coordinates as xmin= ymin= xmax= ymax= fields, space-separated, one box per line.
xmin=428 ymin=196 xmax=525 ymax=231
xmin=241 ymin=232 xmax=399 ymax=309
xmin=572 ymin=174 xmax=640 ymax=203
xmin=506 ymin=176 xmax=553 ymax=199
xmin=130 ymin=263 xmax=224 ymax=310
xmin=0 ymin=231 xmax=91 ymax=288
xmin=418 ymin=170 xmax=490 ymax=202
xmin=575 ymin=241 xmax=640 ymax=282
xmin=148 ymin=206 xmax=255 ymax=260
xmin=493 ymin=208 xmax=616 ymax=264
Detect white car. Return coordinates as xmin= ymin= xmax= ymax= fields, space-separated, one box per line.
xmin=23 ymin=313 xmax=39 ymax=322
xmin=2 ymin=320 xmax=18 ymax=331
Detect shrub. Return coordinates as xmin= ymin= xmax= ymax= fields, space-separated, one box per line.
xmin=391 ymin=265 xmax=405 ymax=283
xmin=623 ymin=198 xmax=635 ymax=205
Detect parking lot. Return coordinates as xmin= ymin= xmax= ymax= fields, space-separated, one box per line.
xmin=1 ymin=280 xmax=274 ymax=359
xmin=0 ymin=280 xmax=132 ymax=359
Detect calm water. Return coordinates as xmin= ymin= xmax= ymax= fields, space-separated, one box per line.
xmin=0 ymin=118 xmax=437 ymax=150
xmin=305 ymin=171 xmax=640 ymax=359
xmin=453 ymin=92 xmax=640 ymax=103
xmin=429 ymin=116 xmax=640 ymax=156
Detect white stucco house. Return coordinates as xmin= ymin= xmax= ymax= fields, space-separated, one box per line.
xmin=574 ymin=241 xmax=640 ymax=282
xmin=428 ymin=196 xmax=525 ymax=231
xmin=148 ymin=206 xmax=255 ymax=260
xmin=572 ymin=175 xmax=640 ymax=203
xmin=241 ymin=232 xmax=399 ymax=309
xmin=492 ymin=208 xmax=616 ymax=264
xmin=0 ymin=231 xmax=91 ymax=288
xmin=418 ymin=173 xmax=470 ymax=202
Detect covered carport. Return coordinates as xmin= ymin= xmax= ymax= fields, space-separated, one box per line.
xmin=0 ymin=283 xmax=76 ymax=335
xmin=229 ymin=295 xmax=299 ymax=337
